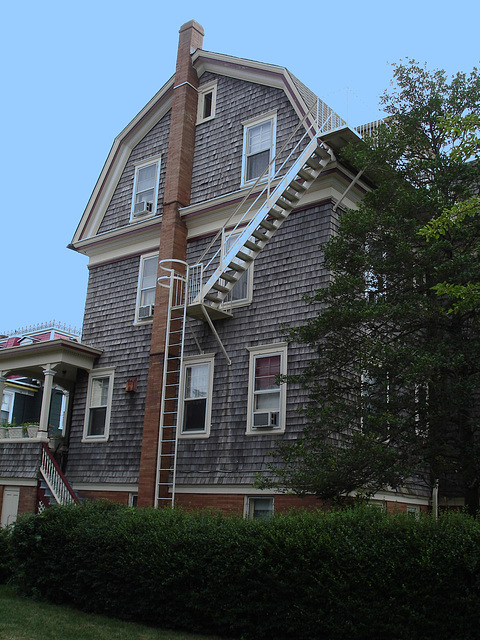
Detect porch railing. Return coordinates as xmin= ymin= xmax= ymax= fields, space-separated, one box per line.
xmin=39 ymin=442 xmax=79 ymax=506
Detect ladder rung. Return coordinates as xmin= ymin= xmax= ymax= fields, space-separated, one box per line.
xmin=269 ymin=207 xmax=287 ymax=220
xmin=205 ymin=293 xmax=222 ymax=303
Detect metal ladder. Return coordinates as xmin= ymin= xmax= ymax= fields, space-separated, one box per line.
xmin=154 ymin=260 xmax=189 ymax=508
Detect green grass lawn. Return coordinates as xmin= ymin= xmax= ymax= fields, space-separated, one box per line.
xmin=0 ymin=586 xmax=227 ymax=640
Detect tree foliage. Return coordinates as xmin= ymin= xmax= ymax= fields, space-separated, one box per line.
xmin=260 ymin=61 xmax=480 ymax=512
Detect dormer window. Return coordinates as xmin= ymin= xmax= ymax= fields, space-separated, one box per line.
xmin=197 ymin=81 xmax=217 ymax=124
xmin=131 ymin=157 xmax=161 ymax=221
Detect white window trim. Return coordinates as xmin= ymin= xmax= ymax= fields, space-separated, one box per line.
xmin=244 ymin=495 xmax=275 ymax=519
xmin=246 ymin=343 xmax=287 ymax=435
xmin=241 ymin=111 xmax=277 ymax=187
xmin=1 ymin=390 xmax=14 ymax=423
xmin=130 ymin=155 xmax=161 ymax=221
xmin=135 ymin=252 xmax=158 ymax=325
xmin=178 ymin=354 xmax=215 ymax=439
xmin=82 ymin=368 xmax=115 ymax=442
xmin=197 ymin=81 xmax=217 ymax=124
xmin=221 ymin=231 xmax=254 ymax=308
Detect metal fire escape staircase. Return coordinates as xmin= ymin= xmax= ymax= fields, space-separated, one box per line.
xmin=154 ymin=104 xmax=340 ymax=508
xmin=186 ymin=113 xmax=336 ymax=324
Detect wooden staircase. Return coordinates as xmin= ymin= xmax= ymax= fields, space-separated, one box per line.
xmin=186 ymin=135 xmax=335 ymax=318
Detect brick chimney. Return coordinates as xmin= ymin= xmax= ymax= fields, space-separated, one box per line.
xmin=137 ymin=20 xmax=204 ymax=507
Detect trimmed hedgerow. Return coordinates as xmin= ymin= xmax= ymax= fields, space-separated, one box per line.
xmin=7 ymin=502 xmax=480 ymax=640
xmin=0 ymin=525 xmax=13 ymax=584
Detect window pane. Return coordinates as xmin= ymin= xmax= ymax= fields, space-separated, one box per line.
xmin=88 ymin=406 xmax=106 ymax=436
xmin=135 ymin=188 xmax=154 ymax=204
xmin=255 ymin=392 xmax=280 ymax=411
xmin=203 ymin=92 xmax=213 ymax=118
xmin=137 ymin=164 xmax=156 ymax=191
xmin=251 ymin=497 xmax=273 ymax=520
xmin=142 ymin=257 xmax=157 ymax=289
xmin=247 ymin=122 xmax=271 ymax=155
xmin=246 ymin=150 xmax=270 ymax=181
xmin=183 ymin=398 xmax=207 ymax=432
xmin=185 ymin=364 xmax=209 ymax=399
xmin=90 ymin=377 xmax=109 ymax=407
xmin=255 ymin=355 xmax=280 ymax=390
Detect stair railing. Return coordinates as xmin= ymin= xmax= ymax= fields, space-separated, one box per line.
xmin=39 ymin=442 xmax=80 ymax=506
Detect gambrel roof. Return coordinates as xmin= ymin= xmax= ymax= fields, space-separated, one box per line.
xmin=70 ymin=49 xmax=347 ymax=249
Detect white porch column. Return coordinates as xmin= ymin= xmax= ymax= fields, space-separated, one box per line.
xmin=39 ymin=365 xmax=57 ymax=441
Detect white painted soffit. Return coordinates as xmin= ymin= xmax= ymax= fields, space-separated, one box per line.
xmin=71 ymin=76 xmax=175 ymax=245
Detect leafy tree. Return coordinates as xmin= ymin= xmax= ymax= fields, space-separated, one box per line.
xmin=259 ymin=61 xmax=480 ymax=513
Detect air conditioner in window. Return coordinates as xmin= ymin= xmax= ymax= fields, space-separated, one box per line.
xmin=133 ymin=201 xmax=153 ymax=217
xmin=253 ymin=411 xmax=279 ymax=428
xmin=138 ymin=305 xmax=154 ymax=319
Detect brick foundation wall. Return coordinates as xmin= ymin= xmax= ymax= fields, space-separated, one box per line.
xmin=18 ymin=486 xmax=37 ymax=515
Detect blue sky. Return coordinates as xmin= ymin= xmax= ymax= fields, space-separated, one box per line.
xmin=1 ymin=0 xmax=478 ymax=336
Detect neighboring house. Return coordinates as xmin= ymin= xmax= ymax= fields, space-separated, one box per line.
xmin=0 ymin=323 xmax=99 ymax=526
xmin=0 ymin=21 xmax=429 ymax=524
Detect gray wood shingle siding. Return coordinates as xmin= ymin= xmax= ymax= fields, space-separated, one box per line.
xmin=176 ymin=202 xmax=334 ymax=486
xmin=98 ymin=111 xmax=171 ymax=235
xmin=66 ymin=255 xmax=153 ymax=484
xmin=191 ymin=73 xmax=305 ymax=205
xmin=0 ymin=442 xmax=42 ymax=478
xmin=67 ymin=66 xmax=337 ymax=489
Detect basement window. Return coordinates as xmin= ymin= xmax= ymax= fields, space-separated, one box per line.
xmin=246 ymin=496 xmax=274 ymax=520
xmin=197 ymin=82 xmax=217 ymax=124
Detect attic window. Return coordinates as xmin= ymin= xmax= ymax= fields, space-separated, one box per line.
xmin=131 ymin=157 xmax=161 ymax=221
xmin=197 ymin=82 xmax=217 ymax=124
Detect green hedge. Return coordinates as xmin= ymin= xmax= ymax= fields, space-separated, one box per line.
xmin=5 ymin=502 xmax=480 ymax=639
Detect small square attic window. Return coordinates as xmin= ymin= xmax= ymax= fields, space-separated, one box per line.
xmin=197 ymin=82 xmax=217 ymax=124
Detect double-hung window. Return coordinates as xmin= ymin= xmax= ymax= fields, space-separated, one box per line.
xmin=242 ymin=113 xmax=276 ymax=185
xmin=131 ymin=157 xmax=161 ymax=220
xmin=136 ymin=254 xmax=158 ymax=321
xmin=83 ymin=369 xmax=114 ymax=441
xmin=247 ymin=344 xmax=287 ymax=434
xmin=180 ymin=355 xmax=214 ymax=438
